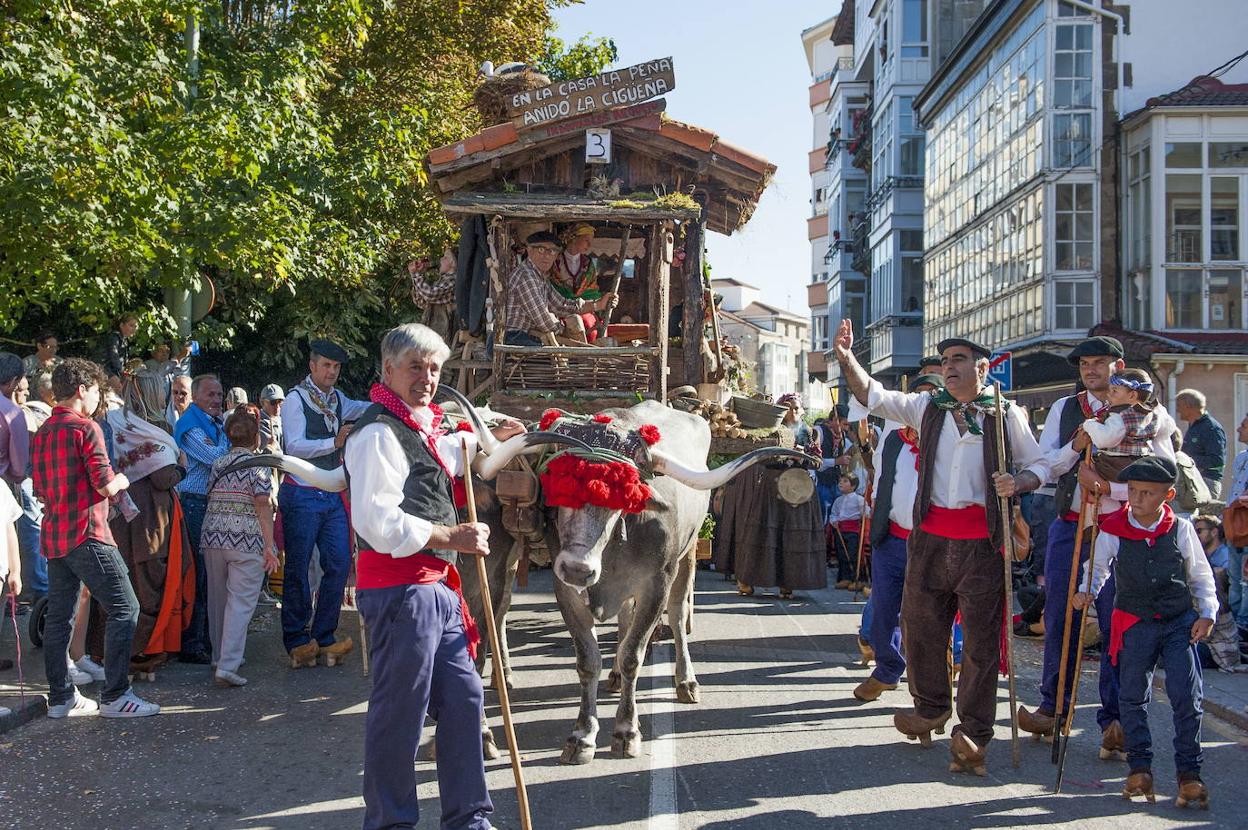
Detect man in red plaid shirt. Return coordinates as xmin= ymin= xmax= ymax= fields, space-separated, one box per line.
xmin=32 ymin=358 xmax=160 ymax=719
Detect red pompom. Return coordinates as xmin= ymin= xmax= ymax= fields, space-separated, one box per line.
xmin=637 ymin=424 xmax=661 ymax=446
xmin=539 ymin=454 xmax=652 ymax=513
xmin=539 ymin=409 xmax=562 ymax=430
xmin=455 ymin=420 xmax=475 ymax=433
xmin=592 ymin=413 xmax=613 ymax=424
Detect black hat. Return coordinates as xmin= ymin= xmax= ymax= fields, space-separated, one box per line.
xmin=834 ymin=403 xmax=850 ymax=419
xmin=918 ymin=355 xmax=942 ymax=369
xmin=1116 ymin=456 xmax=1178 ymax=485
xmin=310 ymin=338 xmax=349 ymax=364
xmin=525 ymin=230 xmax=564 ymax=248
xmin=1067 ymin=335 xmax=1124 ymax=366
xmin=936 ymin=337 xmax=992 ymax=360
xmin=912 ymin=373 xmax=945 ymax=391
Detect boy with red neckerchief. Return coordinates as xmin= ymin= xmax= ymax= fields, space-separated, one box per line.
xmin=1074 ymin=455 xmax=1217 ymax=808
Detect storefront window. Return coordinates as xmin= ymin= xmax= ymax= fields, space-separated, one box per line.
xmin=1165 ymin=174 xmax=1203 ymax=262
xmin=1165 ymin=269 xmax=1203 ymax=328
xmin=1209 ymin=270 xmax=1242 ymax=329
xmin=1211 ymin=177 xmax=1240 ymax=261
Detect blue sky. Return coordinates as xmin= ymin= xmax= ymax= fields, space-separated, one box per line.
xmin=551 ymin=1 xmax=825 ymax=313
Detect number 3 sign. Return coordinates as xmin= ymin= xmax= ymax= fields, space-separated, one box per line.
xmin=586 ymin=128 xmax=612 ymax=165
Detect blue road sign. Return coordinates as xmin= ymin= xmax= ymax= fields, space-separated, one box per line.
xmin=988 ymin=350 xmax=1012 ymax=391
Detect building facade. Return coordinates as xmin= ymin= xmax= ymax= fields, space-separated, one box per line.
xmin=714 ymin=277 xmax=813 ymax=400
xmin=804 ymin=17 xmax=839 ymax=387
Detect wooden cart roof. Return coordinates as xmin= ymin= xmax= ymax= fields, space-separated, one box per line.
xmin=426 ymin=110 xmax=776 ymax=236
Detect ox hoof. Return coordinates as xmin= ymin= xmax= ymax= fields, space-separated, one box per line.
xmin=605 ymin=670 xmax=623 ymax=694
xmin=611 ymin=732 xmax=643 ymax=759
xmin=483 ymin=731 xmax=501 ymax=761
xmin=675 ymin=680 xmax=700 ymax=704
xmin=559 ymin=740 xmax=595 ymax=765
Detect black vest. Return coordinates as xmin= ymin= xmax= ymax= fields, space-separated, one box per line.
xmin=291 ymin=387 xmax=344 ymax=470
xmin=346 ymin=404 xmax=459 ymax=564
xmin=870 ymin=430 xmax=907 ymax=547
xmin=817 ymin=424 xmax=850 ymax=488
xmin=1053 ymin=395 xmax=1086 ymax=515
xmin=1114 ymin=523 xmax=1192 ymax=621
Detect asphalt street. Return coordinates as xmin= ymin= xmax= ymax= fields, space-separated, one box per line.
xmin=2 ymin=567 xmax=1245 ymax=829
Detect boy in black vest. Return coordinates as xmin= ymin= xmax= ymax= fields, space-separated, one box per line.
xmin=1074 ymin=456 xmax=1217 ymax=808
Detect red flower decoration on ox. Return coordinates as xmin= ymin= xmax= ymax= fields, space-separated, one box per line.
xmin=539 ymin=409 xmax=562 ymax=430
xmin=455 ymin=420 xmax=475 ymax=433
xmin=637 ymin=424 xmax=661 ymax=446
xmin=541 ymin=454 xmax=652 ymax=514
xmin=592 ymin=413 xmax=613 ymax=424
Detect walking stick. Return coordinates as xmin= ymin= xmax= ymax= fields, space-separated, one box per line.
xmin=1055 ymin=493 xmax=1100 ymax=793
xmin=853 ymin=420 xmax=875 ymax=598
xmin=595 ymin=225 xmax=632 ymax=340
xmin=1051 ymin=446 xmax=1094 ymax=764
xmin=992 ymin=383 xmax=1021 ymax=769
xmin=462 ymin=439 xmax=533 ymax=830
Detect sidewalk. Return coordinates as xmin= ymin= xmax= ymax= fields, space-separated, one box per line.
xmin=0 ymin=605 xmax=50 ymax=734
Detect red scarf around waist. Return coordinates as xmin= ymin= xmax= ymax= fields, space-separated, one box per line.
xmin=919 ymin=504 xmax=990 ymax=539
xmin=357 ymin=550 xmax=480 ymax=659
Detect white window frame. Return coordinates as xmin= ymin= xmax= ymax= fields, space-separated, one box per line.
xmin=1051 ymin=277 xmax=1097 ymax=332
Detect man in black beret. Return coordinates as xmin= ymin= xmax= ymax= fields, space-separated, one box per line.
xmin=279 ymin=337 xmax=371 ymax=668
xmin=918 ymin=355 xmax=943 ymax=377
xmin=501 ymin=231 xmax=617 ymax=346
xmin=1072 ymin=454 xmax=1216 ymax=807
xmin=1017 ymin=334 xmax=1178 ymax=763
xmin=832 ymin=319 xmax=1050 ymax=775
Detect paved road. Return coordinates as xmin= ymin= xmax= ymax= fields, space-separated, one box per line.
xmin=2 ymin=568 xmax=1244 ymax=829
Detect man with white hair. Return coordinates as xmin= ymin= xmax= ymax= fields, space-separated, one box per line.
xmin=1176 ymin=388 xmax=1226 ymax=499
xmin=345 ymin=323 xmax=522 ymax=830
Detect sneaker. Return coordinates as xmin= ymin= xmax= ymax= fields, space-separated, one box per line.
xmin=99 ymin=690 xmax=160 ymax=718
xmin=67 ymin=656 xmax=94 ymax=686
xmin=75 ymin=655 xmax=107 ymax=682
xmin=214 ymin=669 xmax=248 ymax=687
xmin=47 ymin=692 xmax=99 ymax=719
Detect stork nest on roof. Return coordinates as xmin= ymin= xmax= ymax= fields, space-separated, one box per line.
xmin=472 ymin=69 xmax=551 ymax=125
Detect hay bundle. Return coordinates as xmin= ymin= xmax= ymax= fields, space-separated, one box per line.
xmin=473 ymin=68 xmax=551 ymax=125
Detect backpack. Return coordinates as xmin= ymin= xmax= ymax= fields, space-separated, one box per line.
xmin=1172 ymin=450 xmax=1212 ymax=513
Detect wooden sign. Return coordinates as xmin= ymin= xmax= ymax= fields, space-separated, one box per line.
xmin=509 ymin=57 xmax=675 ymax=130
xmin=585 ymin=129 xmax=612 ymax=164
xmin=518 ymin=98 xmax=665 ymax=143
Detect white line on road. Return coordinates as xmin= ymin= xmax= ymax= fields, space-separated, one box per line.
xmin=647 ymin=643 xmax=679 ymax=830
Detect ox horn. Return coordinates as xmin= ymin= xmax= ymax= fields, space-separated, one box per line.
xmin=434 ymin=384 xmax=502 ymax=455
xmin=648 ymin=447 xmax=814 ymax=491
xmin=472 ymin=431 xmax=594 ymax=481
xmin=215 ymin=454 xmax=347 ymax=493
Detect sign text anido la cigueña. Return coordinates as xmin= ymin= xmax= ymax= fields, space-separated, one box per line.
xmin=509 ymin=58 xmax=675 ymax=130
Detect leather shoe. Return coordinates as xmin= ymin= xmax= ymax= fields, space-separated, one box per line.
xmin=853 ymin=676 xmax=898 ymax=701
xmin=178 ymin=651 xmax=211 ymax=665
xmin=1016 ymin=705 xmax=1055 ymax=735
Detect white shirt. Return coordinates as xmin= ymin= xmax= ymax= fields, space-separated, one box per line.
xmin=0 ymin=482 xmax=20 ymax=581
xmin=861 ymin=380 xmax=1050 ymax=510
xmin=1227 ymin=448 xmax=1248 ymax=502
xmin=1087 ymin=512 xmax=1219 ymax=621
xmin=827 ymin=490 xmax=865 ymax=525
xmin=1042 ymin=392 xmax=1178 ymax=510
xmin=281 ymin=386 xmax=370 ymax=487
xmin=345 ymin=405 xmax=478 ymax=558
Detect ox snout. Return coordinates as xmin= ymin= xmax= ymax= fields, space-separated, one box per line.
xmin=555 ymin=555 xmax=600 ymax=589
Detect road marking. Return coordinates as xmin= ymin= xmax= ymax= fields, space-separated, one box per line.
xmin=647 ymin=642 xmax=679 ymax=830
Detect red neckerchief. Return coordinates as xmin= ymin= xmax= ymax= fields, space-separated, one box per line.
xmin=369 ymin=384 xmax=466 ymax=506
xmin=897 ymin=426 xmax=920 ymax=470
xmin=1076 ymin=390 xmax=1106 ymax=419
xmin=1097 ymin=503 xmax=1175 ymax=547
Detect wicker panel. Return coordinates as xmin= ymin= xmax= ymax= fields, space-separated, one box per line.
xmin=496 ymin=345 xmax=655 ymax=393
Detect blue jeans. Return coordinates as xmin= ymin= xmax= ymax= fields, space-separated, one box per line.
xmin=1039 ymin=517 xmax=1120 ymax=728
xmin=278 ymin=482 xmax=351 ymax=651
xmin=179 ymin=493 xmax=211 ymax=656
xmin=1229 ymin=547 xmax=1247 ymax=627
xmin=43 ymin=540 xmax=138 ymax=705
xmin=358 ymin=582 xmax=492 ymax=830
xmin=17 ymin=479 xmax=47 ymax=595
xmin=1118 ymin=609 xmax=1203 ymax=774
xmin=503 ymin=330 xmax=542 ymax=347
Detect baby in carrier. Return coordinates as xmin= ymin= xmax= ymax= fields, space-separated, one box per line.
xmin=1082 ymin=368 xmax=1159 ymax=511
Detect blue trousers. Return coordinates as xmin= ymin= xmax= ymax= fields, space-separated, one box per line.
xmin=1117 ymin=609 xmax=1203 ymax=775
xmin=1229 ymin=546 xmax=1247 ymax=627
xmin=17 ymin=479 xmax=48 ymax=595
xmin=1039 ymin=517 xmax=1119 ymax=728
xmin=278 ymin=482 xmax=351 ymax=651
xmin=358 ymin=582 xmax=492 ymax=830
xmin=179 ymin=493 xmax=211 ymax=655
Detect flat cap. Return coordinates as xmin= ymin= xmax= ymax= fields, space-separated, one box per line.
xmin=1116 ymin=455 xmax=1178 ymax=485
xmin=936 ymin=337 xmax=992 ymax=360
xmin=918 ymin=355 xmax=942 ymax=369
xmin=525 ymin=230 xmax=564 ymax=248
xmin=1067 ymin=335 xmax=1124 ymax=365
xmin=260 ymin=383 xmax=285 ymax=402
xmin=912 ymin=373 xmax=946 ymax=391
xmin=310 ymin=338 xmax=349 ymax=364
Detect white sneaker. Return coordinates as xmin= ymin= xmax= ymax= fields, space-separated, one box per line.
xmin=99 ymin=690 xmax=160 ymax=718
xmin=214 ymin=669 xmax=248 ymax=687
xmin=47 ymin=692 xmax=99 ymax=719
xmin=66 ymin=658 xmax=93 ymax=686
xmin=75 ymin=655 xmax=107 ymax=682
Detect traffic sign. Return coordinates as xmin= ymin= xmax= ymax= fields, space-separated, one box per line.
xmin=988 ymin=350 xmax=1012 ymax=391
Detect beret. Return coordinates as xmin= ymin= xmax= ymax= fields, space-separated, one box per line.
xmin=1116 ymin=455 xmax=1178 ymax=485
xmin=918 ymin=355 xmax=942 ymax=369
xmin=936 ymin=337 xmax=992 ymax=360
xmin=912 ymin=373 xmax=946 ymax=391
xmin=1067 ymin=335 xmax=1124 ymax=365
xmin=525 ymin=230 xmax=564 ymax=248
xmin=309 ymin=338 xmax=349 ymax=364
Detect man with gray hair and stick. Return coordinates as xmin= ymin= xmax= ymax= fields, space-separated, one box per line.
xmin=831 ymin=319 xmax=1050 ymax=776
xmin=345 ymin=323 xmax=525 ymax=830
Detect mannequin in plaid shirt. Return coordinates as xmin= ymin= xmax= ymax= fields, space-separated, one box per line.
xmin=502 ymin=231 xmax=616 ymax=346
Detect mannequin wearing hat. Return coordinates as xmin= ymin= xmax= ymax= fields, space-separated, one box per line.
xmin=552 ymin=224 xmax=603 ymax=343
xmin=502 ymin=231 xmax=617 ymax=347
xmin=833 ymin=318 xmax=1051 ymax=775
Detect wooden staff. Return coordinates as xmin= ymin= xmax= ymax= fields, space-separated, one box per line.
xmin=992 ymin=382 xmax=1021 ymax=769
xmin=1051 ymin=446 xmax=1094 ymax=765
xmin=852 ymin=420 xmax=875 ymax=597
xmin=595 ymin=225 xmax=632 ymax=340
xmin=1055 ymin=497 xmax=1100 ymax=793
xmin=462 ymin=438 xmax=532 ymax=830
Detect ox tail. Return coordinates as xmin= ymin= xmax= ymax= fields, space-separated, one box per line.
xmin=648 ymin=446 xmax=815 ymax=491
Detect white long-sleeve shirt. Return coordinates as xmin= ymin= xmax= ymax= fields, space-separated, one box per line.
xmin=847 ymin=398 xmax=921 ymax=531
xmin=1086 ymin=511 xmax=1219 ymax=621
xmin=827 ymin=491 xmax=865 ymax=526
xmin=345 ymin=406 xmax=479 ymax=558
xmin=860 ymin=380 xmax=1050 ymax=510
xmin=281 ymin=386 xmax=370 ymax=487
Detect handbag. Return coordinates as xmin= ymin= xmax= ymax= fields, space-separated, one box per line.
xmin=1223 ymin=499 xmax=1248 ymax=547
xmin=1010 ymin=503 xmax=1031 ymax=562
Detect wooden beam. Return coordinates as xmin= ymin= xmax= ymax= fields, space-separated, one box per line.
xmin=682 ymin=220 xmax=707 ymax=385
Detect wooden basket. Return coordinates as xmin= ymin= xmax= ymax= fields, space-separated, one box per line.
xmin=730 ymin=396 xmax=787 ymax=429
xmin=496 ymin=345 xmax=653 ymax=393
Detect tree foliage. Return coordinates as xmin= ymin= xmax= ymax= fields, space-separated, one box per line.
xmin=0 ymin=0 xmax=617 ymax=389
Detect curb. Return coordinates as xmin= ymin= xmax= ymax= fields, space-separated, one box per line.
xmin=0 ymin=693 xmax=47 ymax=736
xmin=1152 ymin=673 xmax=1248 ymax=734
